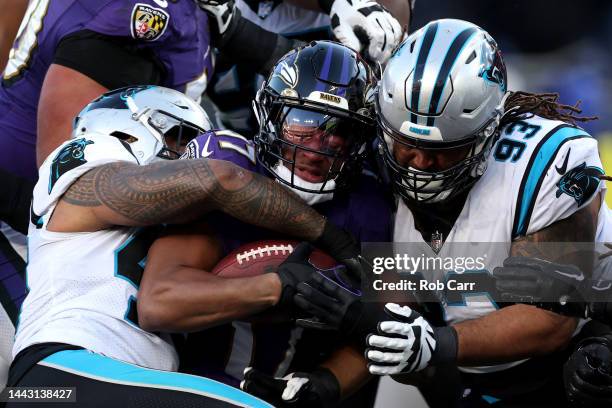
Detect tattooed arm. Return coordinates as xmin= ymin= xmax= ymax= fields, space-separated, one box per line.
xmin=452 ymin=199 xmax=599 ymax=366
xmin=47 ymin=159 xmax=324 ymax=240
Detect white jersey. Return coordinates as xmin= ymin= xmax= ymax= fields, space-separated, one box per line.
xmin=236 ymin=0 xmax=329 ymax=36
xmin=394 ymin=115 xmax=605 ymax=372
xmin=13 ymin=134 xmax=178 ymax=371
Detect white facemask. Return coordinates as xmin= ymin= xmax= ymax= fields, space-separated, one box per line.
xmin=274 ymin=163 xmax=336 ymax=206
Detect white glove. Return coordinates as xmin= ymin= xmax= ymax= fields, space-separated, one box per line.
xmin=365 ymin=303 xmax=436 ymax=375
xmin=330 ymin=0 xmax=402 ymax=63
xmin=194 ymin=0 xmax=237 ymax=37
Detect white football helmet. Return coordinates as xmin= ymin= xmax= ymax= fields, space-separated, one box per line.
xmin=377 ymin=19 xmax=507 ymax=202
xmin=72 ymin=86 xmax=213 ymax=164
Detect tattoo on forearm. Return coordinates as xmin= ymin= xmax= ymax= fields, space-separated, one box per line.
xmin=62 ymin=159 xmax=324 ymax=240
xmin=512 ymin=204 xmax=596 ymax=272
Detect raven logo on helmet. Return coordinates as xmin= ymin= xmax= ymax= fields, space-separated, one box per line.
xmin=48 ymin=138 xmax=94 ymax=193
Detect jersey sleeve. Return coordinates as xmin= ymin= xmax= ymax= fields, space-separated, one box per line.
xmin=514 ymin=133 xmax=604 ymax=237
xmin=181 ymin=130 xmax=258 ymax=171
xmin=81 ymin=1 xmax=170 ymax=42
xmin=33 ymin=134 xmax=139 ymax=219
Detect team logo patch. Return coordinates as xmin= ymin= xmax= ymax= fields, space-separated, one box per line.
xmin=48 ymin=138 xmax=94 ymax=194
xmin=131 ymin=3 xmax=169 ymax=41
xmin=555 ymin=162 xmax=604 ymax=206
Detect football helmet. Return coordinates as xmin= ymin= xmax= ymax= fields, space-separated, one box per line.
xmin=377 ymin=19 xmax=507 ymax=202
xmin=254 ymin=40 xmax=377 ymax=197
xmin=72 ymin=86 xmax=213 ymax=164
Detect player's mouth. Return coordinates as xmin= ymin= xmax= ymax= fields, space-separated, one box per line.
xmin=295 ymin=166 xmax=326 ymax=183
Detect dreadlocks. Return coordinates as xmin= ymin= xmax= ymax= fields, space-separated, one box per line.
xmin=501 ymin=91 xmax=597 ymax=128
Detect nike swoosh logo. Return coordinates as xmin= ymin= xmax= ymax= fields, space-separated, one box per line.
xmin=201 ymin=135 xmax=214 ymax=158
xmin=555 ymin=269 xmax=584 ymax=281
xmin=555 ymin=147 xmax=571 ymax=175
xmin=152 ymin=0 xmax=168 ymax=8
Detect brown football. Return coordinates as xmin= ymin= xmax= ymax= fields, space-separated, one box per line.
xmin=211 ymin=240 xmax=337 ymax=278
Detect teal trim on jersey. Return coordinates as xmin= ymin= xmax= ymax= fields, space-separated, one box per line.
xmin=113 ymin=231 xmax=140 ymax=289
xmin=41 ymin=350 xmax=274 ymax=408
xmin=482 ymin=395 xmax=501 ymax=404
xmin=514 ymin=127 xmax=590 ymax=237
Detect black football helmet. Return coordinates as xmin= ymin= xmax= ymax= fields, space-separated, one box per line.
xmin=254 ymin=41 xmax=377 ymax=194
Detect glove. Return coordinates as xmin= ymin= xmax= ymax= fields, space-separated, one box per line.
xmin=564 ymin=336 xmax=612 ymax=408
xmin=365 ymin=303 xmax=458 ymax=375
xmin=240 ymin=367 xmax=340 ymax=408
xmin=493 ymin=256 xmax=590 ymax=317
xmin=193 ymin=0 xmax=239 ymax=40
xmin=313 ymin=221 xmax=364 ymax=283
xmin=294 ymin=272 xmax=381 ymax=342
xmin=275 ymin=242 xmax=318 ymax=309
xmin=328 ymin=0 xmax=402 ymax=63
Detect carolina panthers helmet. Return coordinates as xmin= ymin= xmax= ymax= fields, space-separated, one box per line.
xmin=72 ymin=86 xmax=213 ymax=164
xmin=377 ymin=19 xmax=507 ymax=202
xmin=254 ymin=40 xmax=377 ymax=195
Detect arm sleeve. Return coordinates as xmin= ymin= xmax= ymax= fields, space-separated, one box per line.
xmin=217 ymin=12 xmax=305 ymax=76
xmin=53 ymin=30 xmax=165 ymax=89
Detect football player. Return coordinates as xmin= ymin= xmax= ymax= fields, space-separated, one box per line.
xmin=8 ymin=85 xmax=360 ymax=407
xmin=137 ymin=41 xmax=393 ymax=407
xmin=0 ymin=0 xmax=306 ymax=385
xmin=294 ymin=19 xmax=609 ymax=407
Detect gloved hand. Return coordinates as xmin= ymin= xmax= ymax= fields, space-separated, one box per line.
xmin=294 ymin=269 xmax=371 ymax=334
xmin=328 ymin=0 xmax=402 ymax=63
xmin=193 ymin=0 xmax=239 ymax=40
xmin=493 ymin=256 xmax=590 ymax=317
xmin=365 ymin=303 xmax=458 ymax=375
xmin=240 ymin=367 xmax=340 ymax=408
xmin=275 ymin=242 xmax=318 ymax=309
xmin=564 ymin=335 xmax=612 ymax=408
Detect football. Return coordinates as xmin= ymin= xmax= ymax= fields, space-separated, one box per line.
xmin=211 ymin=240 xmax=337 ymax=278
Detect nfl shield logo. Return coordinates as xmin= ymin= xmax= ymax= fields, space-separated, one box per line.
xmin=131 ymin=3 xmax=170 ymax=41
xmin=431 ymin=231 xmax=443 ymax=254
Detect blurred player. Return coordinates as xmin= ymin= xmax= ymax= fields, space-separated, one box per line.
xmin=138 ymin=41 xmax=393 ymax=407
xmin=8 ymin=85 xmax=360 ymax=407
xmin=295 ymin=19 xmax=608 ymax=407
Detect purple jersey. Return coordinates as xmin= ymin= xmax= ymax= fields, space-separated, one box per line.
xmin=0 ymin=0 xmax=212 ymax=180
xmin=178 ymin=130 xmax=392 ymax=386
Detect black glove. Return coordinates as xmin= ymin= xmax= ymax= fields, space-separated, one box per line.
xmin=493 ymin=256 xmax=590 ymax=317
xmin=275 ymin=242 xmax=318 ymax=309
xmin=564 ymin=335 xmax=612 ymax=407
xmin=240 ymin=367 xmax=340 ymax=408
xmin=313 ymin=221 xmax=363 ymax=282
xmin=294 ymin=272 xmax=383 ymax=343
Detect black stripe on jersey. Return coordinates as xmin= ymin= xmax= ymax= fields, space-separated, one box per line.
xmin=511 ymin=124 xmax=589 ymax=238
xmin=426 ymin=27 xmax=478 ymax=127
xmin=0 ymin=231 xmax=26 ymax=325
xmin=410 ymin=22 xmax=438 ymax=123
